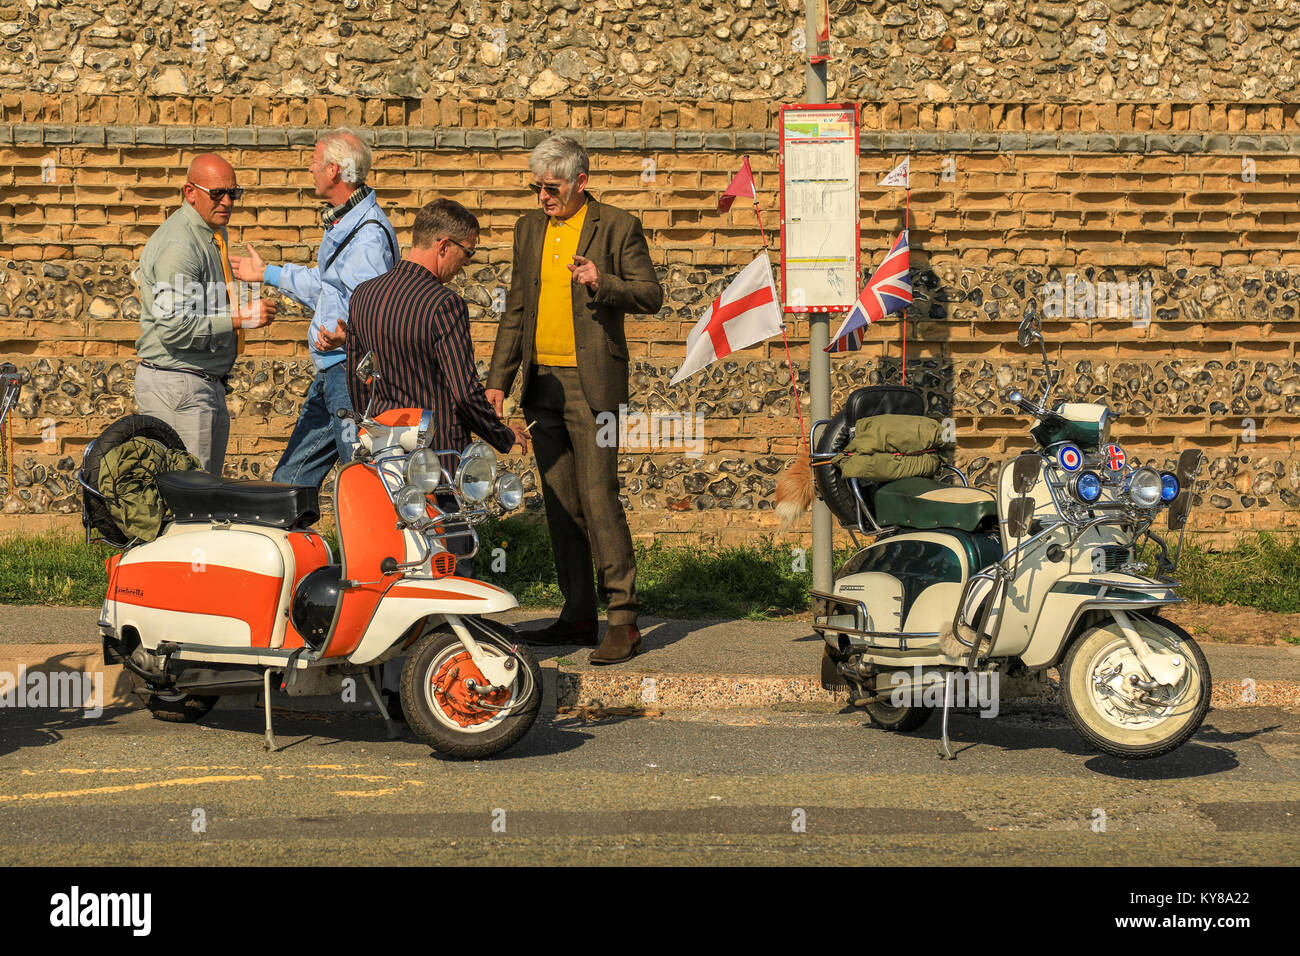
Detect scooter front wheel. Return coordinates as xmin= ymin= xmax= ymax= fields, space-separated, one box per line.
xmin=401 ymin=625 xmax=541 ymax=759
xmin=1060 ymin=615 xmax=1210 ymax=759
xmin=144 ymin=691 xmax=218 ymax=723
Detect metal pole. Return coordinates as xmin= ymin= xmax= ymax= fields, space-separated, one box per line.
xmin=804 ymin=3 xmax=832 ymax=595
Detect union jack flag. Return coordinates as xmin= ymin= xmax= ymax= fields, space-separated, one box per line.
xmin=825 ymin=230 xmax=912 ymax=353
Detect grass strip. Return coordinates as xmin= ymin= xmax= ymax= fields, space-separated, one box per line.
xmin=0 ymin=524 xmax=1297 ymax=618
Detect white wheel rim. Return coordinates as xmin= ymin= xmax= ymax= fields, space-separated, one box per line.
xmin=423 ymin=643 xmax=517 ymax=735
xmin=1084 ymin=634 xmax=1193 ymax=732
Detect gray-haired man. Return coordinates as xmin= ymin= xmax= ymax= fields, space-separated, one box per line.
xmin=486 ymin=134 xmax=663 ymax=665
xmin=232 ymin=130 xmax=398 ymax=488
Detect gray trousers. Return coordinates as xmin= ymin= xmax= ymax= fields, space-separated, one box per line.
xmin=134 ymin=364 xmax=230 ymax=475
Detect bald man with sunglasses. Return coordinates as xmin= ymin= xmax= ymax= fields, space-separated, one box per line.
xmin=134 ymin=153 xmax=277 ymax=474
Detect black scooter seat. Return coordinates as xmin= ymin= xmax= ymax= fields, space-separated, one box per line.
xmin=157 ymin=471 xmax=320 ymax=530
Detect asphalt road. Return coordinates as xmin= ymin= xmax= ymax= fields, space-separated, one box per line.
xmin=1 ymin=698 xmax=1297 ymax=866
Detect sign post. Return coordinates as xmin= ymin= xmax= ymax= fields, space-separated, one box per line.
xmin=802 ymin=3 xmax=833 ymax=595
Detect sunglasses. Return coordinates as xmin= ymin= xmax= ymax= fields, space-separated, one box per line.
xmin=528 ymin=181 xmax=564 ymax=198
xmin=188 ymin=182 xmax=244 ymax=203
xmin=446 ymin=237 xmax=476 ymax=260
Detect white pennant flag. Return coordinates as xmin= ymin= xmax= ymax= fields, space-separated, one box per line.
xmin=670 ymin=252 xmax=784 ymax=386
xmin=878 ymin=157 xmax=910 ymax=188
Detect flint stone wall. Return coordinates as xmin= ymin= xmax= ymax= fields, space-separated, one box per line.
xmin=1 ymin=0 xmax=1299 ymax=543
xmin=4 ymin=0 xmax=1298 ymax=103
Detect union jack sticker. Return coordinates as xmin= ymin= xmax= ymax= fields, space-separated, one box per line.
xmin=1103 ymin=443 xmax=1127 ymax=471
xmin=1057 ymin=444 xmax=1083 ymax=472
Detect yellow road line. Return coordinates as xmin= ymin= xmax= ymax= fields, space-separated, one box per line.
xmin=0 ymin=774 xmax=262 ymax=802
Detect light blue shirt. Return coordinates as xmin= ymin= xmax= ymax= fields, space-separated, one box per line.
xmin=264 ymin=188 xmax=398 ymax=371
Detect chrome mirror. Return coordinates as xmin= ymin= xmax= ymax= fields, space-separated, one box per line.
xmin=356 ymin=351 xmax=381 ymax=386
xmin=1017 ymin=314 xmax=1042 ymax=349
xmin=1011 ymin=453 xmax=1040 ymax=495
xmin=1006 ymin=496 xmax=1036 ymax=538
xmin=1167 ymin=491 xmax=1191 ymax=531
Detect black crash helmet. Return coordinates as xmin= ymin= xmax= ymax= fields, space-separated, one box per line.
xmin=291 ymin=566 xmax=342 ymax=649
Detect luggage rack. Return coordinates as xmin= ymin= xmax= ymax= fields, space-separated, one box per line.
xmin=810 ymin=417 xmax=971 ymax=544
xmin=810 ymin=588 xmax=941 ymax=652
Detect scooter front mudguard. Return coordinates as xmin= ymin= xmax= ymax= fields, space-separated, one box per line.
xmin=346 ymin=576 xmax=519 ymax=665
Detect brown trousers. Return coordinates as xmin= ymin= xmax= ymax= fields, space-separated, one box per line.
xmin=524 ymin=366 xmax=639 ymax=626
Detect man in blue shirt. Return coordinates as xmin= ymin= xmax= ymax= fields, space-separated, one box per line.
xmin=231 ymin=129 xmax=398 ymax=487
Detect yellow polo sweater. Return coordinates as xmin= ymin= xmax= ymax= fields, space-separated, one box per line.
xmin=533 ymin=202 xmax=589 ymax=367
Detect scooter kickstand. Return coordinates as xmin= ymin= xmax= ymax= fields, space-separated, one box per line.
xmin=937 ymin=671 xmax=956 ymax=761
xmin=362 ymin=668 xmax=401 ymax=740
xmin=262 ymin=668 xmax=277 ymax=753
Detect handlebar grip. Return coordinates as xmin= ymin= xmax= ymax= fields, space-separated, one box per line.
xmin=336 ymin=408 xmax=363 ymax=424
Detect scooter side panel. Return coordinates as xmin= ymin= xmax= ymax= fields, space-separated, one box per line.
xmin=903 ymin=581 xmax=966 ymax=634
xmin=834 ymin=532 xmax=971 ymax=635
xmin=104 ymin=529 xmax=285 ymax=649
xmin=348 ymin=577 xmax=519 ymax=664
xmin=321 ymin=462 xmax=407 ymax=659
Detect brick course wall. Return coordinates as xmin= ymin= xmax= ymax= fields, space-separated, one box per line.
xmin=2 ymin=0 xmax=1299 ymax=544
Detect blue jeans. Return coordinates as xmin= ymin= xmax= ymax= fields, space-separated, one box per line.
xmin=273 ymin=363 xmax=354 ymax=488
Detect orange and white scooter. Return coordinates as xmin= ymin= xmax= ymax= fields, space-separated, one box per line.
xmin=82 ymin=353 xmax=541 ymax=759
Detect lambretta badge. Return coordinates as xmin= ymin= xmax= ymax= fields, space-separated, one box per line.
xmin=49 ymin=886 xmax=151 ymax=936
xmin=116 ymin=586 xmax=144 ymax=598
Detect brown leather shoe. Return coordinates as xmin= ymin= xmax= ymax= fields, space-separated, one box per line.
xmin=522 ymin=618 xmax=599 ymax=647
xmin=589 ymin=624 xmax=642 ymax=665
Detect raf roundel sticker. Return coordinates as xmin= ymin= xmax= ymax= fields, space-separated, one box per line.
xmin=1057 ymin=444 xmax=1083 ymax=472
xmin=1103 ymin=443 xmax=1127 ymax=472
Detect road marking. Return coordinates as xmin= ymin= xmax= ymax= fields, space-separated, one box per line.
xmin=0 ymin=774 xmax=262 ymax=802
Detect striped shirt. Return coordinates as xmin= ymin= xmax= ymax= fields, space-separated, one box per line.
xmin=346 ymin=260 xmax=515 ymax=462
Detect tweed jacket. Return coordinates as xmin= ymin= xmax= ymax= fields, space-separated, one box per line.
xmin=487 ymin=197 xmax=663 ymax=411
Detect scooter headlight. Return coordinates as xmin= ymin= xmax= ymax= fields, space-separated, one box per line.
xmin=1069 ymin=470 xmax=1103 ymax=504
xmin=456 ymin=457 xmax=494 ymax=504
xmin=405 ymin=448 xmax=442 ymax=493
xmin=395 ymin=484 xmax=429 ymax=524
xmin=495 ymin=473 xmax=523 ymax=511
xmin=1126 ymin=467 xmax=1163 ymax=509
xmin=462 ymin=440 xmax=497 ymax=471
xmin=1159 ymin=471 xmax=1180 ymax=503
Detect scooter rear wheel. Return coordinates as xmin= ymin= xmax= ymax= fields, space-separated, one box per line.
xmin=863 ymin=699 xmax=933 ymax=732
xmin=401 ymin=625 xmax=540 ymax=759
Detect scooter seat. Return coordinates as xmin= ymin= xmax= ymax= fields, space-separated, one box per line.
xmin=156 ymin=471 xmax=320 ymax=530
xmin=874 ymin=477 xmax=997 ymax=532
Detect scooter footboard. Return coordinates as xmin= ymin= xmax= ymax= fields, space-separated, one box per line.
xmin=346 ymin=577 xmax=519 ymax=664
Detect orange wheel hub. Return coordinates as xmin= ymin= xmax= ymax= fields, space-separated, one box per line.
xmin=429 ymin=651 xmax=511 ymax=727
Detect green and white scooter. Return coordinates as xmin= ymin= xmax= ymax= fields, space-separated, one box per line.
xmin=811 ymin=314 xmax=1210 ymax=760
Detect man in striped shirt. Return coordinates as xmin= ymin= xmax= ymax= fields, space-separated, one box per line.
xmin=344 ymin=199 xmax=528 ymax=469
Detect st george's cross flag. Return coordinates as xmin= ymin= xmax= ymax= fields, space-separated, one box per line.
xmin=825 ymin=230 xmax=913 ymax=353
xmin=670 ymin=252 xmax=784 ymax=385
